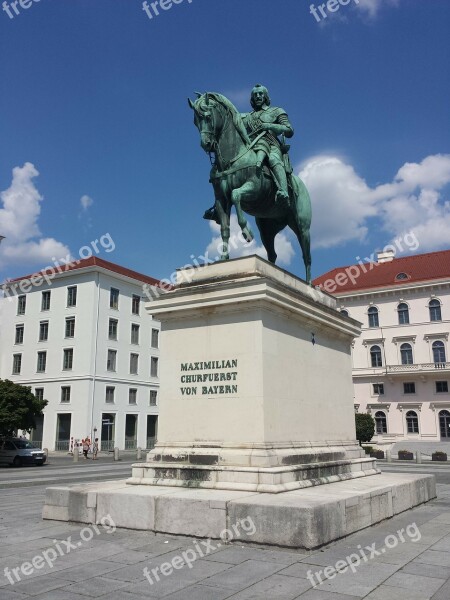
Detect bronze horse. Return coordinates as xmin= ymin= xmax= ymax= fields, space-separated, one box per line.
xmin=189 ymin=93 xmax=312 ymax=284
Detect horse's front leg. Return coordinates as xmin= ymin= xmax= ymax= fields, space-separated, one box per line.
xmin=231 ymin=182 xmax=255 ymax=243
xmin=214 ymin=196 xmax=231 ymax=260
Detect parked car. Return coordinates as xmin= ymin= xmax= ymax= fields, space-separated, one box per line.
xmin=0 ymin=438 xmax=46 ymax=467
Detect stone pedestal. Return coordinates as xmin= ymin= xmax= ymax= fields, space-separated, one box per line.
xmin=43 ymin=257 xmax=436 ymax=548
xmin=129 ymin=256 xmax=378 ymax=493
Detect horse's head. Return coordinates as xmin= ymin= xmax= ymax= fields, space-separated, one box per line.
xmin=188 ymin=92 xmax=226 ymax=153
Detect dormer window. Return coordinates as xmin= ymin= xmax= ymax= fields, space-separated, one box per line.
xmin=395 ymin=272 xmax=408 ymax=281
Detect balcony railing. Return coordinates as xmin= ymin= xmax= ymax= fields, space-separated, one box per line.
xmin=55 ymin=440 xmax=70 ymax=451
xmin=101 ymin=439 xmax=115 ymax=451
xmin=146 ymin=437 xmax=156 ymax=450
xmin=387 ymin=362 xmax=450 ymax=373
xmin=125 ymin=439 xmax=137 ymax=450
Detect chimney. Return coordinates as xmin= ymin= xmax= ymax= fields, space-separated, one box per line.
xmin=377 ymin=250 xmax=395 ymax=263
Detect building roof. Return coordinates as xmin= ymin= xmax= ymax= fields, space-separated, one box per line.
xmin=9 ymin=256 xmax=163 ymax=287
xmin=313 ymin=249 xmax=450 ymax=295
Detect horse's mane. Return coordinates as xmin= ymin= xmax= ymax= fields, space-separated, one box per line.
xmin=195 ymin=93 xmax=251 ymax=146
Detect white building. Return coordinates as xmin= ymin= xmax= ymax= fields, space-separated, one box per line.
xmin=0 ymin=257 xmax=162 ymax=451
xmin=315 ymin=249 xmax=450 ymax=444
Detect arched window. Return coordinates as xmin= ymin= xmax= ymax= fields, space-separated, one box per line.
xmin=397 ymin=303 xmax=410 ymax=325
xmin=368 ymin=306 xmax=379 ymax=328
xmin=370 ymin=345 xmax=383 ymax=368
xmin=432 ymin=341 xmax=446 ymax=364
xmin=440 ymin=410 xmax=450 ymax=439
xmin=340 ymin=309 xmax=349 ymax=317
xmin=375 ymin=411 xmax=387 ymax=434
xmin=406 ymin=410 xmax=419 ymax=434
xmin=400 ymin=343 xmax=414 ymax=365
xmin=429 ymin=299 xmax=442 ymax=322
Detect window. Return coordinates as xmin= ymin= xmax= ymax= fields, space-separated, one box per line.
xmin=403 ymin=382 xmax=416 ymax=395
xmin=39 ymin=321 xmax=49 ymax=342
xmin=65 ymin=317 xmax=75 ymax=338
xmin=340 ymin=309 xmax=349 ymax=317
xmin=151 ymin=328 xmax=159 ymax=349
xmin=151 ymin=356 xmax=159 ymax=377
xmin=406 ymin=410 xmax=419 ymax=434
xmin=436 ymin=381 xmax=449 ymax=393
xmin=396 ymin=272 xmax=408 ymax=281
xmin=375 ymin=411 xmax=387 ymax=434
xmin=63 ymin=348 xmax=73 ymax=370
xmin=35 ymin=388 xmax=44 ymax=401
xmin=41 ymin=291 xmax=51 ymax=311
xmin=150 ymin=390 xmax=157 ymax=406
xmin=370 ymin=345 xmax=383 ymax=368
xmin=17 ymin=295 xmax=26 ymax=315
xmin=61 ymin=386 xmax=71 ymax=403
xmin=130 ymin=353 xmax=139 ymax=374
xmin=129 ymin=388 xmax=137 ymax=405
xmin=132 ymin=294 xmax=140 ymax=315
xmin=433 ymin=341 xmax=446 ymax=364
xmin=109 ymin=318 xmax=118 ymax=340
xmin=373 ymin=383 xmax=385 ymax=395
xmin=429 ymin=299 xmax=442 ymax=322
xmin=131 ymin=324 xmax=140 ymax=345
xmin=107 ymin=349 xmax=117 ymax=371
xmin=397 ymin=303 xmax=409 ymax=325
xmin=12 ymin=354 xmax=22 ymax=375
xmin=67 ymin=286 xmax=77 ymax=307
xmin=400 ymin=343 xmax=414 ymax=365
xmin=37 ymin=351 xmax=47 ymax=373
xmin=105 ymin=387 xmax=115 ymax=403
xmin=15 ymin=324 xmax=24 ymax=345
xmin=368 ymin=306 xmax=379 ymax=328
xmin=110 ymin=288 xmax=119 ymax=309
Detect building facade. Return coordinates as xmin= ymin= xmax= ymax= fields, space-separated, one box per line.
xmin=0 ymin=257 xmax=162 ymax=451
xmin=314 ymin=249 xmax=450 ymax=444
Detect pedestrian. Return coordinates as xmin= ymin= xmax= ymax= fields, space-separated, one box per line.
xmin=93 ymin=438 xmax=99 ymax=460
xmin=82 ymin=438 xmax=90 ymax=459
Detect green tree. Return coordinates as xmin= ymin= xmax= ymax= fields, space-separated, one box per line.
xmin=0 ymin=379 xmax=47 ymax=436
xmin=355 ymin=413 xmax=375 ymax=446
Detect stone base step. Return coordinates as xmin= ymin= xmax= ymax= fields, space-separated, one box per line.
xmin=42 ymin=472 xmax=436 ymax=549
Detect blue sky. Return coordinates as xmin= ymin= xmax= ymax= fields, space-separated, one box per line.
xmin=1 ymin=0 xmax=449 ymax=284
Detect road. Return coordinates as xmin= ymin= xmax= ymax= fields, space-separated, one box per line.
xmin=0 ymin=454 xmax=143 ymax=489
xmin=380 ymin=460 xmax=450 ymax=484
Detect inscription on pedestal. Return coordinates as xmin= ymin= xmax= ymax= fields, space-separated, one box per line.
xmin=180 ymin=359 xmax=238 ymax=397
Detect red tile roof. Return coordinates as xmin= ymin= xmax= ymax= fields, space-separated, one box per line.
xmin=313 ymin=249 xmax=450 ymax=295
xmin=9 ymin=256 xmax=163 ymax=287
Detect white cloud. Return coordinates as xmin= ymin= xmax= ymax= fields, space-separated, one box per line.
xmin=356 ymin=0 xmax=400 ymax=19
xmin=0 ymin=163 xmax=71 ymax=271
xmin=80 ymin=194 xmax=93 ymax=211
xmin=205 ymin=214 xmax=295 ymax=266
xmin=300 ymin=153 xmax=450 ymax=253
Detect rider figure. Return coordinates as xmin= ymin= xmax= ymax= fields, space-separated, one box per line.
xmin=243 ymin=84 xmax=293 ymax=203
xmin=204 ymin=84 xmax=294 ymax=221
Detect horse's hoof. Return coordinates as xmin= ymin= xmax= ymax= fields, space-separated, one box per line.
xmin=243 ymin=228 xmax=254 ymax=243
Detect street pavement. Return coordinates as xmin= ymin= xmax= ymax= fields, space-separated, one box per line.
xmin=1 ymin=462 xmax=450 ymax=598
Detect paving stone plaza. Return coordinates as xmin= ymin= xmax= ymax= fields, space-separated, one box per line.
xmin=1 ymin=468 xmax=450 ymax=599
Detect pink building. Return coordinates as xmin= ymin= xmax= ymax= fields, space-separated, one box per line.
xmin=315 ymin=249 xmax=450 ymax=444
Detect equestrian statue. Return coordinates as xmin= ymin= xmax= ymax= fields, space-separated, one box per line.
xmin=188 ymin=84 xmax=312 ymax=284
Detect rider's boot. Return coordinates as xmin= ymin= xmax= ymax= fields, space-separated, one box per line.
xmin=272 ymin=164 xmax=290 ymax=203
